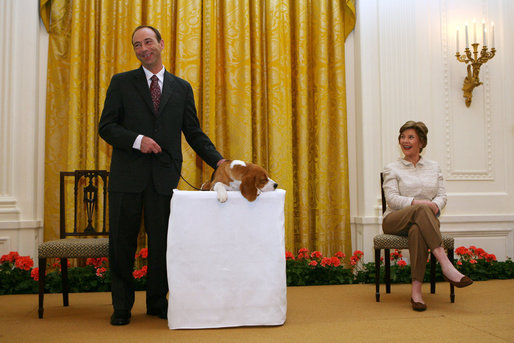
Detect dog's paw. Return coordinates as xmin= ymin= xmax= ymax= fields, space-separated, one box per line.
xmin=217 ymin=191 xmax=228 ymax=203
xmin=214 ymin=182 xmax=228 ymax=203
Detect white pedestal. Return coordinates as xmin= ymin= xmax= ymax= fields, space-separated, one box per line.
xmin=166 ymin=189 xmax=287 ymax=329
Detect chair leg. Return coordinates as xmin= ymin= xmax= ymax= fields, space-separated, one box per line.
xmin=375 ymin=248 xmax=381 ymax=302
xmin=448 ymin=248 xmax=455 ymax=303
xmin=61 ymin=258 xmax=69 ymax=307
xmin=38 ymin=258 xmax=46 ymax=318
xmin=430 ymin=252 xmax=436 ymax=294
xmin=385 ymin=249 xmax=391 ymax=293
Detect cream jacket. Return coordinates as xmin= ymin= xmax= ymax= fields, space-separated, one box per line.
xmin=382 ymin=157 xmax=447 ymax=218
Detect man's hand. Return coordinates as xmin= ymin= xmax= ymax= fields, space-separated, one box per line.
xmin=140 ymin=136 xmax=162 ymax=154
xmin=412 ymin=199 xmax=439 ymax=215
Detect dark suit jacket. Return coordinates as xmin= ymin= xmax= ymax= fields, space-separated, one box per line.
xmin=99 ymin=67 xmax=222 ymax=195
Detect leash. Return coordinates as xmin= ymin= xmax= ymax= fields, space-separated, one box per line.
xmin=160 ymin=148 xmax=216 ymax=191
xmin=171 ymin=159 xmax=203 ymax=191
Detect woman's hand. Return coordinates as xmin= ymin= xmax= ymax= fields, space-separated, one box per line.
xmin=411 ymin=199 xmax=439 ymax=215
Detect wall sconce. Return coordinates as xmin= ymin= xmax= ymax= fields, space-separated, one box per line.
xmin=455 ymin=20 xmax=496 ymax=107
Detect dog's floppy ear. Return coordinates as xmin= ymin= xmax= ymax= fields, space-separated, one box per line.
xmin=240 ymin=175 xmax=258 ymax=201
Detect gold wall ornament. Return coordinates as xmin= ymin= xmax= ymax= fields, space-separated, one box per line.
xmin=455 ymin=21 xmax=496 ymax=107
xmin=456 ymin=44 xmax=496 ymax=107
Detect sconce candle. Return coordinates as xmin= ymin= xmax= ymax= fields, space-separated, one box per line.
xmin=456 ymin=27 xmax=459 ymax=53
xmin=482 ymin=20 xmax=486 ymax=45
xmin=491 ymin=22 xmax=495 ymax=48
xmin=465 ymin=24 xmax=469 ymax=48
xmin=473 ymin=19 xmax=477 ymax=43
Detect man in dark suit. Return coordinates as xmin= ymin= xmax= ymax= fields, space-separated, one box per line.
xmin=99 ymin=25 xmax=224 ymax=326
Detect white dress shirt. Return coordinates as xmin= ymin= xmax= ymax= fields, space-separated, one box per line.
xmin=382 ymin=157 xmax=447 ymax=218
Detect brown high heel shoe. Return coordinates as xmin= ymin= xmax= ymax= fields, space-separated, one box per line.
xmin=443 ymin=275 xmax=473 ymax=288
xmin=410 ymin=298 xmax=427 ymax=312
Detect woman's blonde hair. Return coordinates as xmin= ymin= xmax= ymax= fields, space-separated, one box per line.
xmin=398 ymin=121 xmax=428 ymax=153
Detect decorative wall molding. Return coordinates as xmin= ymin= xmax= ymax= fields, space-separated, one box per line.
xmin=444 ymin=1 xmax=494 ymax=181
xmin=0 ymin=1 xmax=14 ymax=197
xmin=0 ymin=236 xmax=11 ymax=255
xmin=0 ymin=220 xmax=41 ymax=230
xmin=0 ymin=174 xmax=19 ymax=223
xmin=444 ymin=228 xmax=511 ymax=237
xmin=440 ymin=214 xmax=514 ymax=223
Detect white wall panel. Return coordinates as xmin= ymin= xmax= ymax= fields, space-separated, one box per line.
xmin=0 ymin=0 xmax=16 ymax=212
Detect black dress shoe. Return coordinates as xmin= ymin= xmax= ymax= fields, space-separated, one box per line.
xmin=147 ymin=308 xmax=167 ymax=319
xmin=110 ymin=311 xmax=131 ymax=325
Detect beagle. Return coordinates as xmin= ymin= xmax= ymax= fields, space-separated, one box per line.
xmin=201 ymin=160 xmax=278 ymax=202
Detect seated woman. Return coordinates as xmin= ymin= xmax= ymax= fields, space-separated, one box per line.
xmin=382 ymin=120 xmax=473 ymax=311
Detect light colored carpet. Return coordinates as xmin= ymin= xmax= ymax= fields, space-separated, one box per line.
xmin=0 ymin=280 xmax=512 ymax=342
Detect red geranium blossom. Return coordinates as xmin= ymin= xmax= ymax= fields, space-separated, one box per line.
xmin=353 ymin=250 xmax=364 ymax=257
xmin=455 ymin=246 xmax=471 ymax=256
xmin=349 ymin=250 xmax=364 ymax=266
xmin=135 ymin=248 xmax=148 ymax=259
xmin=311 ymin=251 xmax=322 ymax=259
xmin=14 ymin=256 xmax=34 ymax=271
xmin=0 ymin=251 xmax=19 ymax=264
xmin=470 ymin=259 xmax=478 ymax=264
xmin=51 ymin=258 xmax=71 ymax=271
xmin=334 ymin=251 xmax=345 ymax=259
xmin=86 ymin=257 xmax=108 ymax=268
xmin=390 ymin=249 xmax=403 ymax=260
xmin=330 ymin=257 xmax=341 ymax=267
xmin=31 ymin=267 xmax=39 ymax=281
xmin=475 ymin=248 xmax=487 ymax=258
xmin=308 ymin=260 xmax=318 ymax=267
xmin=320 ymin=257 xmax=331 ymax=267
xmin=397 ymin=260 xmax=407 ymax=267
xmin=133 ymin=265 xmax=148 ymax=279
xmin=350 ymin=256 xmax=358 ymax=266
xmin=96 ymin=267 xmax=107 ymax=278
xmin=485 ymin=254 xmax=497 ymax=262
xmin=285 ymin=251 xmax=295 ymax=260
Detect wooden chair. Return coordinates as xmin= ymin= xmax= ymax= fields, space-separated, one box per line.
xmin=374 ymin=172 xmax=455 ymax=303
xmin=38 ymin=170 xmax=109 ymax=318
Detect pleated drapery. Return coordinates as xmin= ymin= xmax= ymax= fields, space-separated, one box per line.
xmin=42 ymin=0 xmax=355 ymax=257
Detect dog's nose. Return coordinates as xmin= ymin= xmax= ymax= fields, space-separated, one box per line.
xmin=273 ymin=183 xmax=278 ymax=189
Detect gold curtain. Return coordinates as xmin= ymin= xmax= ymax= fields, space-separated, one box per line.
xmin=42 ymin=0 xmax=355 ymax=256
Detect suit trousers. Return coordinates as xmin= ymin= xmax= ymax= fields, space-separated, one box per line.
xmin=382 ymin=204 xmax=443 ymax=282
xmin=108 ymin=183 xmax=172 ymax=313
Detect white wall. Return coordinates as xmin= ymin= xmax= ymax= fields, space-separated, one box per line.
xmin=347 ymin=0 xmax=514 ymax=262
xmin=0 ymin=0 xmax=47 ymax=260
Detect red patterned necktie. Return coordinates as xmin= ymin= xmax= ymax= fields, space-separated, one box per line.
xmin=150 ymin=75 xmax=161 ymax=114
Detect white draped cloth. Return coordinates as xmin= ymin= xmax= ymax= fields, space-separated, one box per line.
xmin=166 ymin=189 xmax=287 ymax=329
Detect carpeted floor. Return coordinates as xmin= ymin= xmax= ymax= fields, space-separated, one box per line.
xmin=1 ymin=280 xmax=512 ymax=342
